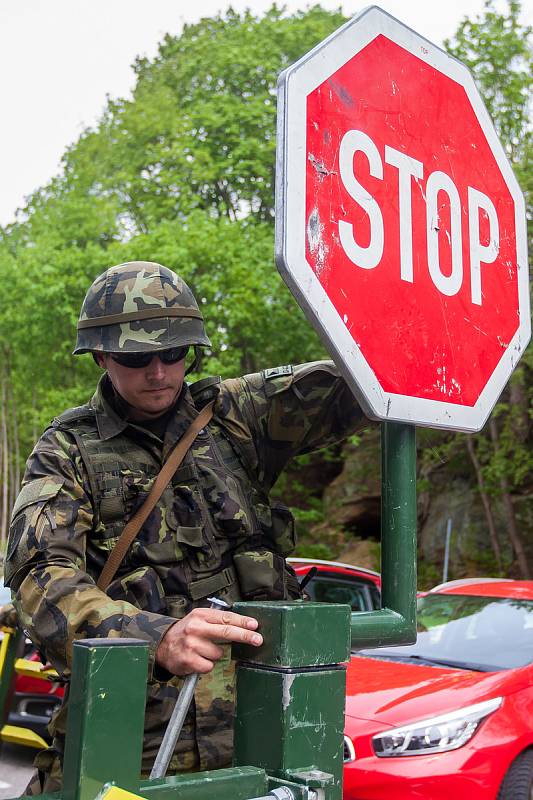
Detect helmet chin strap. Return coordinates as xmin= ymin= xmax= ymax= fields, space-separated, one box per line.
xmin=185 ymin=345 xmax=203 ymax=377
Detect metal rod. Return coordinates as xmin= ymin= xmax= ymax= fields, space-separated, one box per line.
xmin=150 ymin=597 xmax=230 ymax=780
xmin=443 ymin=517 xmax=452 ymax=582
xmin=150 ymin=672 xmax=199 ymax=779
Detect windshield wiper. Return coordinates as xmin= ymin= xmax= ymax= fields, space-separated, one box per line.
xmin=405 ymin=654 xmax=499 ymax=672
xmin=357 ymin=652 xmax=498 ymax=672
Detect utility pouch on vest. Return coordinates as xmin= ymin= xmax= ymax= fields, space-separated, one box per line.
xmin=268 ymin=501 xmax=297 ymax=556
xmin=233 ymin=549 xmax=287 ymax=600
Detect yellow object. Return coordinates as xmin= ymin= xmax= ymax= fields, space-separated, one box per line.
xmin=0 ymin=723 xmax=48 ymax=749
xmin=98 ymin=786 xmax=145 ymax=800
xmin=0 ymin=631 xmax=59 ymax=750
xmin=1 ymin=630 xmax=58 ymax=681
xmin=0 ymin=630 xmax=11 ymax=675
xmin=14 ymin=657 xmax=58 ymax=680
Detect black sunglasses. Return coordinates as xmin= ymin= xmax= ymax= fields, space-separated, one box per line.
xmin=110 ymin=346 xmax=189 ymax=369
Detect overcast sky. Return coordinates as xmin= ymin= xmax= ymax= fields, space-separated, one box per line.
xmin=1 ymin=0 xmax=530 ymax=227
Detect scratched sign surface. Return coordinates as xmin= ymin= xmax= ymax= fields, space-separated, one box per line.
xmin=275 ymin=6 xmax=529 ymax=431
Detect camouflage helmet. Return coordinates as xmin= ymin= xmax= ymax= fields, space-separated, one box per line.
xmin=74 ymin=261 xmax=211 ymax=354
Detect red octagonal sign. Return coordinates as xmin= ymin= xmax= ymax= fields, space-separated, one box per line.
xmin=276 ymin=6 xmax=529 ymax=431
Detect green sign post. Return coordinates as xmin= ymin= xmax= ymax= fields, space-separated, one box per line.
xmin=350 ymin=423 xmax=417 ymax=649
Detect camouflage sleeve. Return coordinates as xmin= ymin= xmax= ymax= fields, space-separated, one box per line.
xmin=4 ymin=428 xmax=176 ymax=679
xmin=217 ymin=360 xmax=368 ymax=489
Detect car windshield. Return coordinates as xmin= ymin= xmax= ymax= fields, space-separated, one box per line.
xmin=358 ymin=593 xmax=533 ymax=671
xmin=304 ymin=572 xmax=381 ymax=612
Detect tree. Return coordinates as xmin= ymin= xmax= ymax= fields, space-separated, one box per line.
xmin=443 ymin=0 xmax=533 ymax=578
xmin=57 ymin=5 xmax=347 ymax=233
xmin=0 ymin=6 xmax=346 ymax=541
xmin=445 ymin=0 xmax=532 ymax=243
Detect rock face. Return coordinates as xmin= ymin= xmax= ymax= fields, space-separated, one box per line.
xmin=335 ymin=539 xmax=379 ymax=572
xmin=323 ymin=430 xmax=380 ymax=518
xmin=320 ymin=428 xmax=381 ymax=570
xmin=417 ymin=477 xmax=492 ymax=584
xmin=302 ymin=426 xmax=531 ymax=585
xmin=416 ymin=469 xmax=523 ymax=580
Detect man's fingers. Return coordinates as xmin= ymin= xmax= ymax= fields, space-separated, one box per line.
xmin=186 ymin=610 xmax=263 ymax=646
xmin=185 ymin=608 xmax=262 ymax=645
xmin=195 ymin=639 xmax=224 ymax=662
xmin=202 ymin=608 xmax=260 ymax=631
xmin=155 ymin=608 xmax=263 ymax=676
xmin=181 ymin=654 xmax=219 ymax=675
xmin=207 ymin=622 xmax=263 ymax=646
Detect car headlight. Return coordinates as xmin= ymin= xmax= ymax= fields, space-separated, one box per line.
xmin=343 ymin=734 xmax=356 ymax=763
xmin=372 ymin=697 xmax=502 ymax=757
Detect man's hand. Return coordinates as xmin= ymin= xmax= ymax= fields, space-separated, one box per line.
xmin=156 ymin=607 xmax=262 ymax=676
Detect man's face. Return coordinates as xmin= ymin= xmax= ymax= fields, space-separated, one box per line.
xmin=96 ymin=351 xmax=187 ymax=421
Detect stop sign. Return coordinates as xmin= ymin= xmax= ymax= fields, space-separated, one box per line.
xmin=276 ymin=6 xmax=529 ymax=431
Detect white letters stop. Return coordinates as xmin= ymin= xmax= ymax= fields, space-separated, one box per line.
xmin=338 ymin=129 xmax=500 ymax=305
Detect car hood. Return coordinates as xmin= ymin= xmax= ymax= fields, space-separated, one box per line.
xmin=345 ymin=654 xmax=525 ymax=728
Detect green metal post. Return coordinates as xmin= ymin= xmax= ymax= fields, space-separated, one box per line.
xmin=350 ymin=421 xmax=417 ymax=648
xmin=233 ymin=601 xmax=351 ymax=800
xmin=59 ymin=638 xmax=269 ymax=800
xmin=62 ymin=638 xmax=148 ymax=800
xmin=381 ymin=422 xmax=417 ymax=635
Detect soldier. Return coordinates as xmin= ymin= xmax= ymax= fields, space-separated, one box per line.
xmin=5 ymin=261 xmax=365 ymax=793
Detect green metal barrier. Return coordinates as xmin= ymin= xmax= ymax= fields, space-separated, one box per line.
xmin=1 ymin=429 xmax=417 ymax=800
xmin=62 ymin=638 xmax=147 ymax=800
xmin=6 ymin=601 xmax=351 ymax=800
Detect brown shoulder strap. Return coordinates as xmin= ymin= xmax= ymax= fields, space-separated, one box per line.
xmin=97 ymin=401 xmax=215 ymax=591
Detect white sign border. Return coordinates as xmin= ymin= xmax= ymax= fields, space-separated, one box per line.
xmin=275 ymin=4 xmax=530 ymax=432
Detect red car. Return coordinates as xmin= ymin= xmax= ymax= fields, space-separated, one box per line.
xmin=288 ymin=558 xmax=382 ymax=612
xmin=343 ymin=578 xmax=533 ymax=800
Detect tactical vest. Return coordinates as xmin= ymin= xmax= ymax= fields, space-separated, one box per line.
xmin=52 ymin=378 xmax=299 ymax=618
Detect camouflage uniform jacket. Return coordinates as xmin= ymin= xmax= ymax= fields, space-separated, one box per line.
xmin=5 ymin=360 xmax=365 ymax=776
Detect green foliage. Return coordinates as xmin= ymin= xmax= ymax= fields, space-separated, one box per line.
xmin=292 ymin=501 xmax=325 ymax=534
xmin=474 ymin=402 xmax=533 ymax=495
xmin=416 ymin=561 xmax=441 ymax=592
xmin=293 ymin=541 xmax=335 ymax=561
xmin=445 ymin=0 xmax=532 ymax=163
xmin=414 ymin=0 xmax=533 ymax=578
xmin=445 ymin=0 xmax=532 ymax=251
xmin=55 ymin=5 xmax=346 ymax=232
